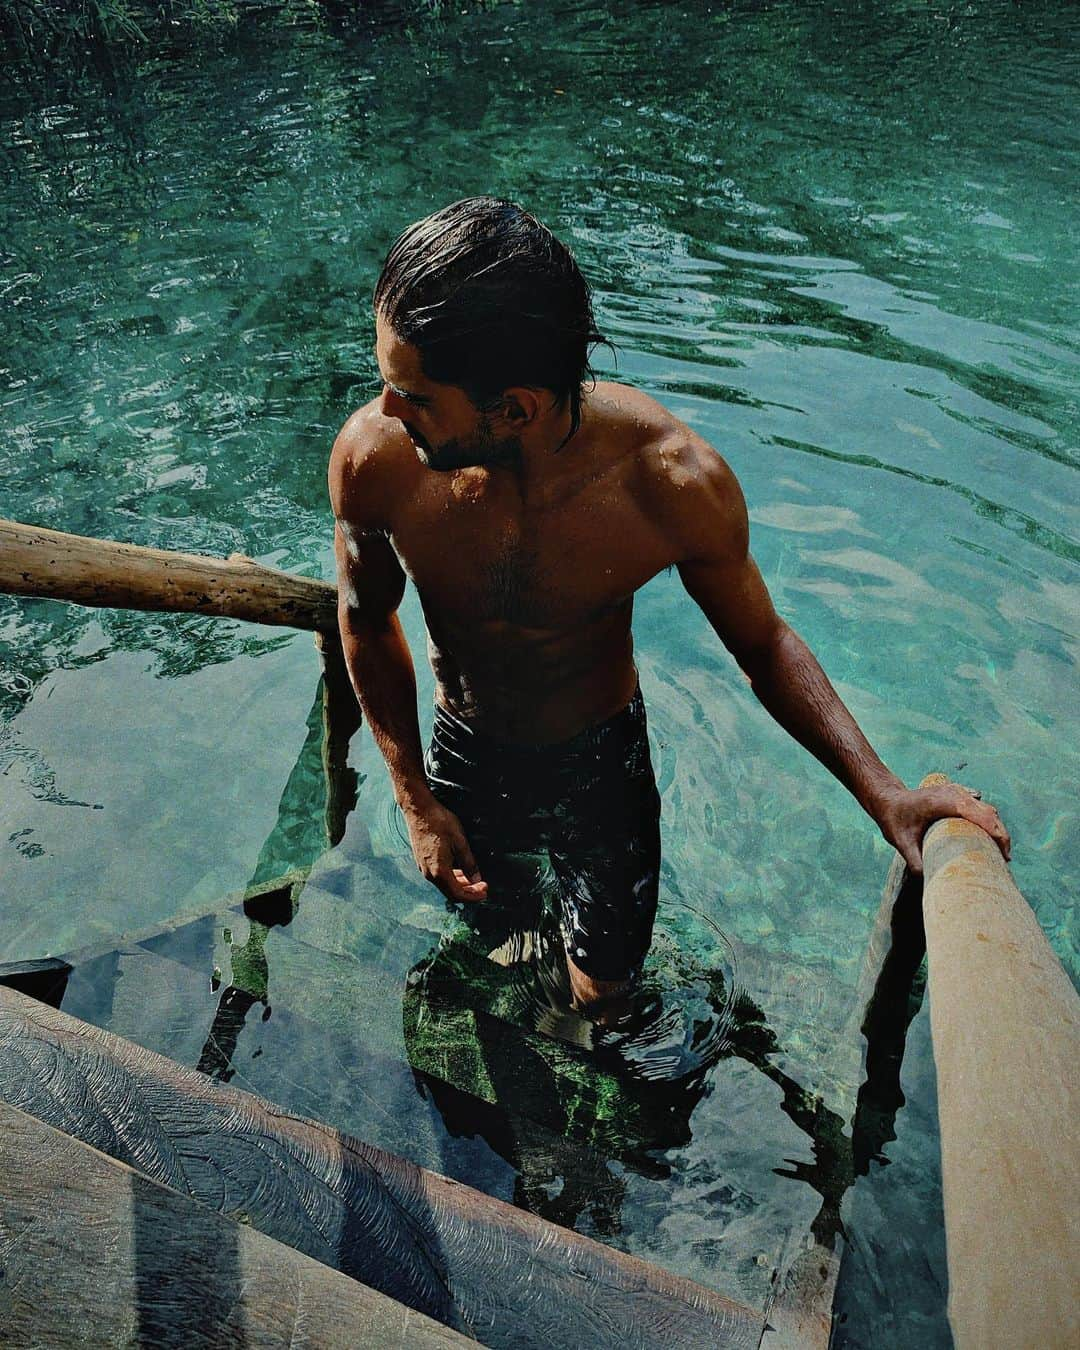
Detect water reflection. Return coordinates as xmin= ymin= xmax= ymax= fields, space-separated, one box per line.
xmin=196 ymin=883 xmax=286 ymax=1083
xmin=192 ymin=656 xmax=945 ymax=1268
xmin=196 ymin=651 xmax=358 ymax=1083
xmin=170 ymin=840 xmax=926 ymax=1256
xmin=398 ymin=880 xmax=920 ymax=1247
xmin=33 ymin=650 xmax=935 ymax=1329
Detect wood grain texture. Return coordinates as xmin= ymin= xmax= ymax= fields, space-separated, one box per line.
xmin=0 ymin=1096 xmax=473 ymax=1348
xmin=0 ymin=517 xmax=337 ymax=632
xmin=920 ymin=786 xmax=1080 ymax=1350
xmin=0 ymin=984 xmax=765 ymax=1349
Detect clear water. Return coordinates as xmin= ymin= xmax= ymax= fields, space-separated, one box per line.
xmin=1 ymin=1 xmax=1077 ymax=1343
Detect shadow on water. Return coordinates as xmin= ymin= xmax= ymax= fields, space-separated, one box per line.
xmin=193 ymin=674 xmax=330 ymax=1082
xmin=196 ymin=641 xmax=362 ymax=1080
xmin=400 ymin=868 xmax=929 ymax=1247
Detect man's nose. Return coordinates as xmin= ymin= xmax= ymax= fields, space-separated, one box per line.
xmin=379 ymin=385 xmax=407 ymax=421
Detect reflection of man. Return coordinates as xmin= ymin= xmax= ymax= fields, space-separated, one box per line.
xmin=330 ymin=197 xmax=1009 ymax=1014
xmin=402 ymin=910 xmax=874 ymax=1242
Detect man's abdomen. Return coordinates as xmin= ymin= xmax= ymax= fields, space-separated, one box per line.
xmin=427 ymin=608 xmax=638 ymax=746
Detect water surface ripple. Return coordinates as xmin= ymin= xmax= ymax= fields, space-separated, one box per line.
xmin=1 ymin=3 xmax=1077 ymax=1345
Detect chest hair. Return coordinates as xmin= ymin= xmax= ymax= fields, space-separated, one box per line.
xmin=481 ymin=538 xmax=542 ymax=624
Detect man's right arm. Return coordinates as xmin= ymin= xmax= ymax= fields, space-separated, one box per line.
xmin=329 ymin=419 xmax=487 ymax=902
xmin=333 ymin=513 xmax=425 ymax=804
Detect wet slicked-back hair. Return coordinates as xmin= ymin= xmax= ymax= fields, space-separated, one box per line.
xmin=374 ymin=197 xmax=607 ymax=440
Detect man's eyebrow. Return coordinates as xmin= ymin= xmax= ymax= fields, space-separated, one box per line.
xmin=378 ymin=371 xmax=429 ymax=405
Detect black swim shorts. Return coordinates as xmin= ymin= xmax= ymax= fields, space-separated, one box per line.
xmin=424 ymin=685 xmax=662 ymax=983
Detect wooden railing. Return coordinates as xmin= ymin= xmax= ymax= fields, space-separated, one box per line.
xmin=0 ymin=517 xmax=338 ymax=632
xmin=916 ymin=773 xmax=1079 ymax=1348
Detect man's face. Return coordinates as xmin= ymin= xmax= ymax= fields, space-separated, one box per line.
xmin=374 ymin=311 xmax=521 ymax=472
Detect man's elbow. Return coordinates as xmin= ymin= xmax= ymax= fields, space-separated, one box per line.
xmin=733 ymin=619 xmax=799 ymax=686
xmin=338 ymin=599 xmax=397 ymax=640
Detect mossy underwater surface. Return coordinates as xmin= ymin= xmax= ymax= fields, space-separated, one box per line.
xmin=1 ymin=1 xmax=1078 ymax=1344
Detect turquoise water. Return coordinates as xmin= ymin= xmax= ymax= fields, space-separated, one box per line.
xmin=2 ymin=1 xmax=1077 ymax=1343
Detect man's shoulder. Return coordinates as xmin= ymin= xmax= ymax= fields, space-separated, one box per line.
xmin=592 ymin=381 xmax=741 ymax=500
xmin=593 ymin=381 xmax=747 ymax=559
xmin=329 ymin=399 xmax=417 ymax=523
xmin=591 ymin=380 xmax=680 ymax=441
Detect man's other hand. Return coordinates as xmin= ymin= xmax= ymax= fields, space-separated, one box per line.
xmin=874 ymin=781 xmax=1012 ymax=876
xmin=403 ymin=797 xmax=488 ymax=903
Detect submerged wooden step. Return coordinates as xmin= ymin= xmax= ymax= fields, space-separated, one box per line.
xmin=0 ymin=1096 xmax=471 ymax=1349
xmin=0 ymin=983 xmax=766 ymax=1349
xmin=57 ymin=936 xmax=585 ymax=1221
xmin=52 ymin=862 xmax=857 ymax=1338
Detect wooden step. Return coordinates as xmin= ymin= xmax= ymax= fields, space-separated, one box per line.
xmin=0 ymin=1095 xmax=471 ymax=1349
xmin=0 ymin=982 xmax=767 ymax=1348
xmin=57 ymin=937 xmax=540 ymax=1209
xmin=52 ymin=866 xmax=859 ymax=1331
xmin=55 ymin=932 xmax=762 ymax=1261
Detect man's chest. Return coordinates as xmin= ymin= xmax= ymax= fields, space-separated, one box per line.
xmin=390 ymin=489 xmax=673 ymax=629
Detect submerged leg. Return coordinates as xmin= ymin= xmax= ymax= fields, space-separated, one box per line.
xmin=564 ymin=954 xmax=635 ymax=1024
xmin=548 ymin=683 xmax=662 ymax=1021
xmin=551 ymin=799 xmax=660 ymax=1023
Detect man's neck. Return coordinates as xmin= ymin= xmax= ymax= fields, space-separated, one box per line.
xmin=496 ymin=398 xmax=583 ymax=504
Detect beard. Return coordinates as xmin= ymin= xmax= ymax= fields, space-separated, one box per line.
xmin=405 ymin=414 xmax=522 ymax=473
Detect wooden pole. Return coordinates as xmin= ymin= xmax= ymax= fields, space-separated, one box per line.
xmin=315 ymin=629 xmax=362 ymax=846
xmin=0 ymin=517 xmax=338 ymax=632
xmin=919 ymin=774 xmax=1079 ymax=1348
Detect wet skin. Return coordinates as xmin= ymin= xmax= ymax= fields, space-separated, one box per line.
xmin=330 ymin=312 xmax=1011 ymax=1009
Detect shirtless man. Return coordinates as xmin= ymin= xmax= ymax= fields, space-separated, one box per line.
xmin=329 ymin=197 xmax=1010 ymax=1014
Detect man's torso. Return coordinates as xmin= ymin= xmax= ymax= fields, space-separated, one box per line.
xmin=341 ymin=383 xmax=713 ymax=743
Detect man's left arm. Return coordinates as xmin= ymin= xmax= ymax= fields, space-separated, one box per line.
xmin=663 ymin=440 xmax=1010 ymax=874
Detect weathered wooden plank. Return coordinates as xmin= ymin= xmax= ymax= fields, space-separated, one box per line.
xmin=0 ymin=516 xmax=337 ymax=631
xmin=0 ymin=1096 xmax=473 ymax=1349
xmin=0 ymin=983 xmax=766 ymax=1349
xmin=919 ymin=777 xmax=1080 ymax=1349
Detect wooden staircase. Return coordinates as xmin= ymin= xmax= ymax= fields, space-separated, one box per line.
xmin=0 ymin=849 xmax=890 ymax=1346
xmin=0 ymin=980 xmax=765 ymax=1348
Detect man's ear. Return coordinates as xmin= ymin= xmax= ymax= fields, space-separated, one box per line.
xmin=497 ymin=387 xmax=543 ymax=427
